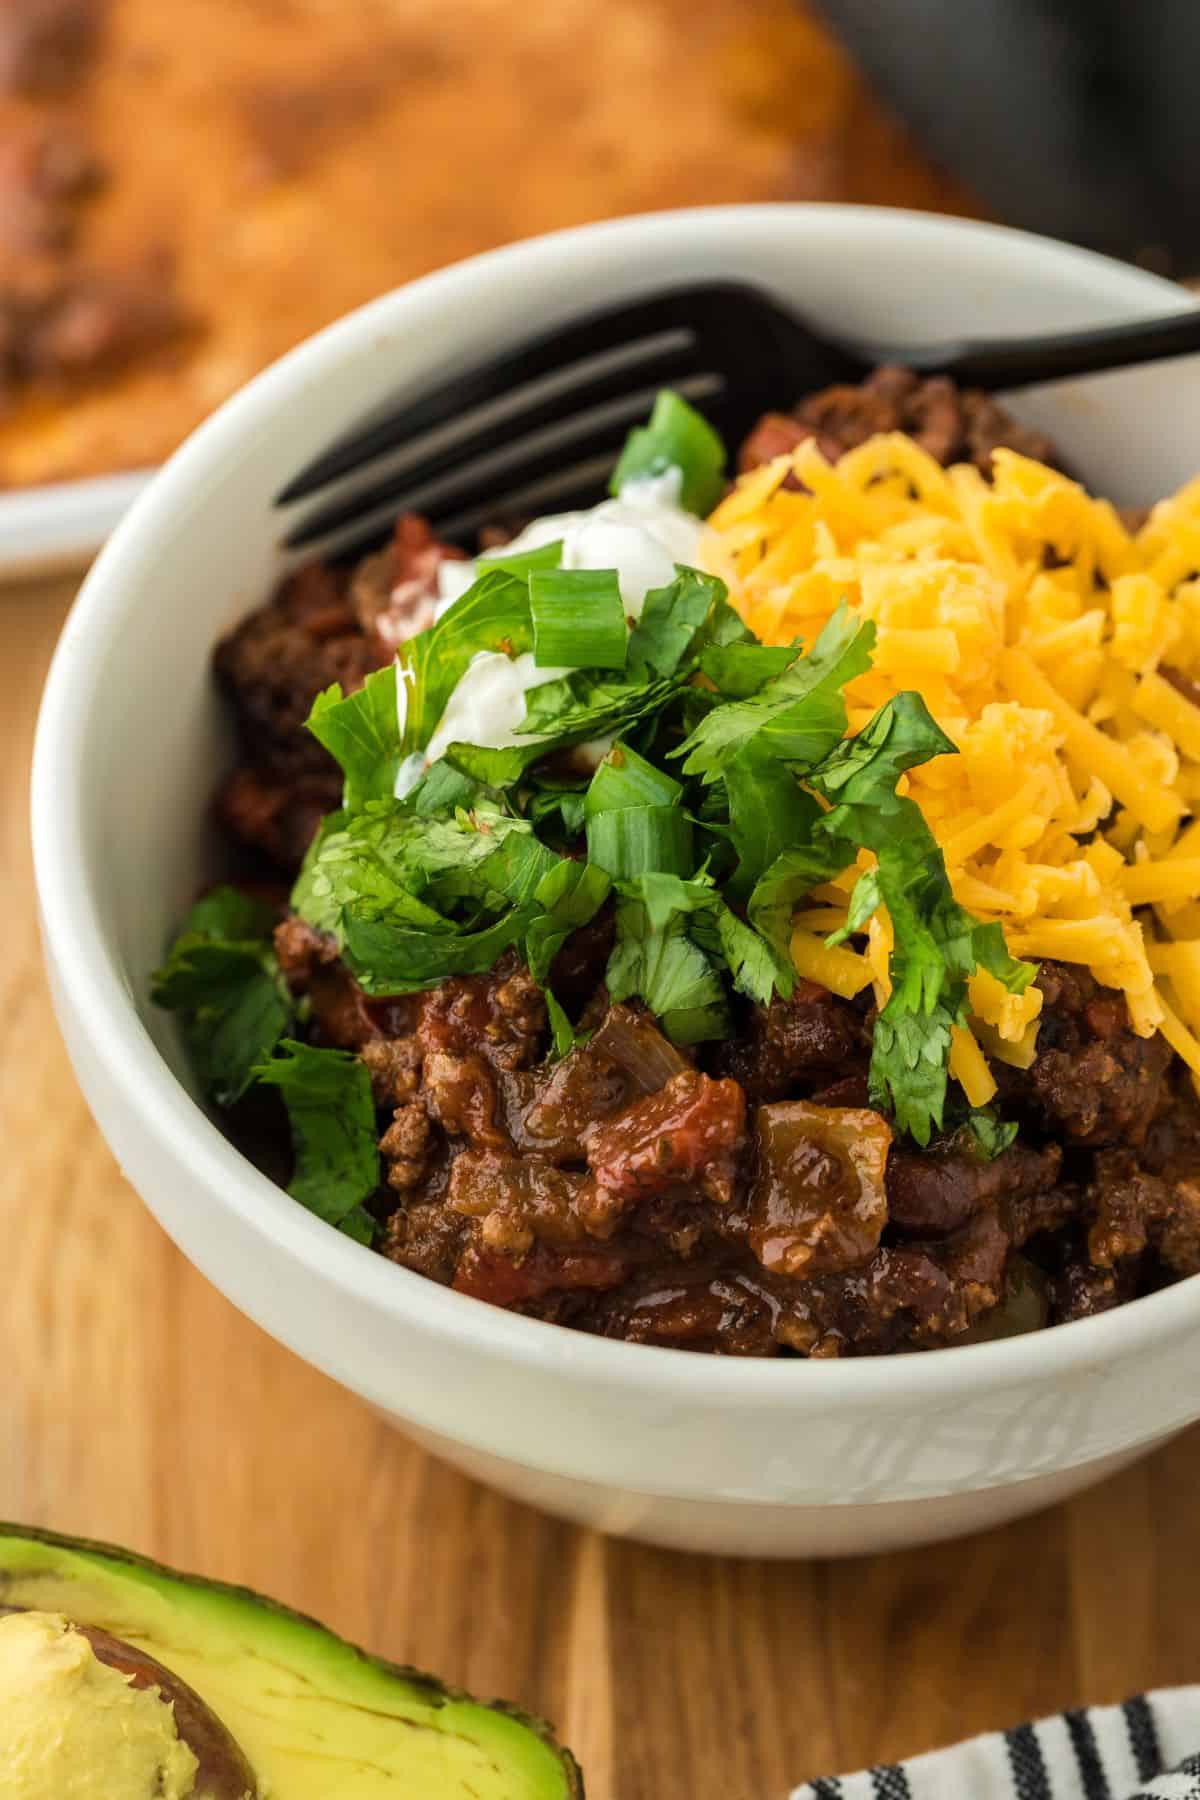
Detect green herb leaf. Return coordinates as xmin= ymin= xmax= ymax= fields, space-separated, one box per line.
xmin=967 ymin=1108 xmax=1020 ymax=1160
xmin=253 ymin=1040 xmax=379 ymax=1241
xmin=608 ymin=871 xmax=789 ymax=1026
xmin=290 ymin=810 xmax=350 ymax=936
xmin=527 ymin=775 xmax=590 ymax=842
xmin=342 ymin=907 xmax=537 ymax=995
xmin=606 ymin=896 xmax=729 ymax=1044
xmin=811 ymin=687 xmax=957 ymax=810
xmin=152 ymin=886 xmax=291 ymax=1107
xmin=699 ymin=904 xmax=790 ymax=1008
xmin=626 ymin=567 xmax=728 ymax=677
xmin=610 ymin=389 xmax=726 ymax=514
xmin=972 ymin=920 xmax=1038 ymax=996
xmin=443 ymin=742 xmax=536 ymax=788
xmin=307 ymin=664 xmax=402 ymax=812
xmin=176 ymin=887 xmax=279 ymax=941
xmin=291 ymin=803 xmax=517 ymax=942
xmin=524 ymin=861 xmax=613 ymax=986
xmin=442 ymin=665 xmax=686 ymax=791
xmin=869 ymin=1001 xmax=956 ymax=1147
xmin=403 ymin=760 xmax=490 ymax=816
xmin=745 ymin=830 xmax=847 ymax=976
xmin=807 ymin=691 xmax=1037 ymax=1144
xmin=826 ymin=868 xmax=883 ymax=947
xmin=179 ymin=960 xmax=292 ymax=1109
xmin=544 ymin=991 xmax=577 ymax=1058
xmin=620 ymin=869 xmax=716 ymax=931
xmin=472 ymin=826 xmax=562 ymax=907
xmin=692 ymin=593 xmax=758 ymax=652
xmin=529 ymin=566 xmax=627 ymax=670
xmin=698 ymin=640 xmax=799 ymax=698
xmin=722 ymin=743 xmax=818 ymax=901
xmin=398 ymin=567 xmax=533 ymax=756
xmin=521 ymin=669 xmax=683 ymax=744
xmin=672 ymin=603 xmax=876 ymax=781
xmin=438 ymin=669 xmax=687 ymax=790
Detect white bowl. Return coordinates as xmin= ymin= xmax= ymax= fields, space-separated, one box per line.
xmin=32 ymin=206 xmax=1200 ymax=1559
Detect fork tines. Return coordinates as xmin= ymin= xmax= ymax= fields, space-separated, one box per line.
xmin=275 ymin=283 xmax=764 ymax=553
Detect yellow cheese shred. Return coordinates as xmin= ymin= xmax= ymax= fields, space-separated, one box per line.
xmin=788 ymin=930 xmax=873 ymax=1001
xmin=704 ymin=436 xmax=1200 ymax=1107
xmin=949 ymin=1026 xmax=998 ymax=1107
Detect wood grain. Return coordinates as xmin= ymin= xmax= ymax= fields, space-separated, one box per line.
xmin=6 ymin=577 xmax=1200 ymax=1797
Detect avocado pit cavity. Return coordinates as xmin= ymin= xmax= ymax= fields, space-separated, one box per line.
xmin=0 ymin=1608 xmax=256 ymax=1799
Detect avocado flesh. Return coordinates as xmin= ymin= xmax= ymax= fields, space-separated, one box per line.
xmin=0 ymin=1527 xmax=582 ymax=1800
xmin=0 ymin=1607 xmax=255 ymax=1798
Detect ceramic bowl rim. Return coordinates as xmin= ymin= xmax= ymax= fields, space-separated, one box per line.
xmin=31 ymin=202 xmax=1200 ymax=1411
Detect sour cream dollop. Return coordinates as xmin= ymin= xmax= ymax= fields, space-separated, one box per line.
xmin=397 ymin=470 xmax=704 ymax=796
xmin=434 ymin=468 xmax=704 ymax=620
xmin=420 ymin=652 xmax=569 ymax=771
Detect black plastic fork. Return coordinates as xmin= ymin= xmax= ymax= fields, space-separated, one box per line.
xmin=275 ymin=280 xmax=1200 ymax=555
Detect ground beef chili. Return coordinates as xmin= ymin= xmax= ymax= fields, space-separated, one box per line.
xmin=738 ymin=364 xmax=1061 ymax=477
xmin=205 ymin=372 xmax=1200 ymax=1355
xmin=214 ymin=519 xmax=460 ymax=868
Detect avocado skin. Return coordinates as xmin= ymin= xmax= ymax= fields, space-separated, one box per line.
xmin=0 ymin=1523 xmax=584 ymax=1800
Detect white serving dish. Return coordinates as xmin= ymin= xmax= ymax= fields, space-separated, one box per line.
xmin=31 ymin=205 xmax=1200 ymax=1558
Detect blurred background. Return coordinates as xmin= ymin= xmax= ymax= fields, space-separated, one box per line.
xmin=0 ymin=0 xmax=1197 ymax=490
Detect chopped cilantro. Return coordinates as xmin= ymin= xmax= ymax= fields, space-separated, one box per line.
xmin=722 ymin=743 xmax=819 ymax=900
xmin=606 ymin=895 xmax=729 ymax=1044
xmin=807 ymin=693 xmax=1036 ymax=1143
xmin=307 ymin=664 xmax=402 ymax=811
xmin=342 ymin=907 xmax=537 ymax=995
xmin=967 ymin=1108 xmax=1021 ymax=1160
xmin=253 ymin=1040 xmax=379 ymax=1243
xmin=672 ymin=603 xmax=876 ymax=781
xmin=604 ymin=871 xmax=789 ymax=1037
xmin=626 ymin=567 xmax=732 ymax=677
xmin=152 ymin=887 xmax=291 ymax=1106
xmin=158 ymin=389 xmax=1045 ymax=1202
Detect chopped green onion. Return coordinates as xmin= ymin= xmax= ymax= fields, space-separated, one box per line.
xmin=585 ymin=741 xmax=682 ymax=815
xmin=586 ymin=805 xmax=694 ymax=880
xmin=610 ymin=389 xmax=726 ymax=515
xmin=480 ymin=538 xmax=564 ymax=578
xmin=529 ymin=567 xmax=628 ymax=670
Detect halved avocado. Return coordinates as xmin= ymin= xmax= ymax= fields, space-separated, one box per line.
xmin=0 ymin=1524 xmax=583 ymax=1799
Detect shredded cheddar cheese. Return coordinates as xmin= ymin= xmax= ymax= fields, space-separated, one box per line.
xmin=703 ymin=435 xmax=1200 ymax=1099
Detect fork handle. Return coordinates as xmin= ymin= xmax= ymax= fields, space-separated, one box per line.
xmin=871 ymin=305 xmax=1200 ymax=392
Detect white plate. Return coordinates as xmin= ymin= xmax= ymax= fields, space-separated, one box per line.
xmin=0 ymin=470 xmax=153 ymax=583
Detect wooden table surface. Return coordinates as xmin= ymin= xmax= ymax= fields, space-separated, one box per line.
xmin=6 ymin=581 xmax=1200 ymax=1799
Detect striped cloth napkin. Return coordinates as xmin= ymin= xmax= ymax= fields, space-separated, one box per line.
xmin=791 ymin=1691 xmax=1200 ymax=1800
